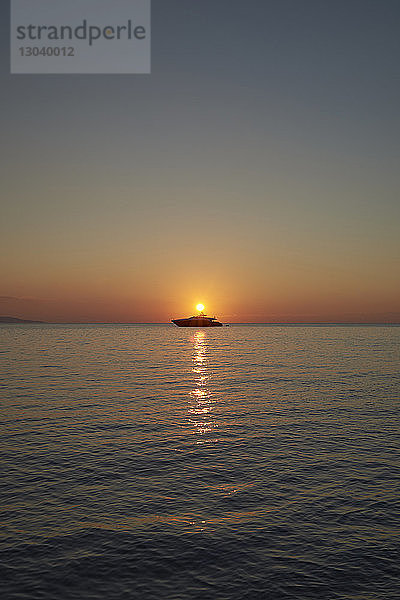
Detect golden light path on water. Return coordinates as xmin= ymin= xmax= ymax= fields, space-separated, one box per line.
xmin=188 ymin=330 xmax=217 ymax=442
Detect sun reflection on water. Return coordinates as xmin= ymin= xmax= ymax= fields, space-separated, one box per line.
xmin=188 ymin=331 xmax=217 ymax=441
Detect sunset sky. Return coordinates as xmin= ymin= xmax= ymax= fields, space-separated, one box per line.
xmin=1 ymin=0 xmax=399 ymax=323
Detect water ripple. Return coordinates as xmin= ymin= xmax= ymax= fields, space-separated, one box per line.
xmin=1 ymin=324 xmax=399 ymax=599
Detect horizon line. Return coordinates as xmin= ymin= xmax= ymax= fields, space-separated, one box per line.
xmin=1 ymin=319 xmax=400 ymax=326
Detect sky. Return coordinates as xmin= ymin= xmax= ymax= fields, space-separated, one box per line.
xmin=1 ymin=0 xmax=399 ymax=323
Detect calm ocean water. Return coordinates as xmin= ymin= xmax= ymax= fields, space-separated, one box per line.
xmin=1 ymin=324 xmax=399 ymax=599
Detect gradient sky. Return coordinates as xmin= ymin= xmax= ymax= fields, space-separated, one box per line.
xmin=1 ymin=0 xmax=399 ymax=322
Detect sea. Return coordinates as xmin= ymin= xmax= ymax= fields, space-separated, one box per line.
xmin=1 ymin=324 xmax=399 ymax=600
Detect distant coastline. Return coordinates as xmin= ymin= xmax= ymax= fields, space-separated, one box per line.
xmin=0 ymin=316 xmax=45 ymax=324
xmin=0 ymin=317 xmax=399 ymax=326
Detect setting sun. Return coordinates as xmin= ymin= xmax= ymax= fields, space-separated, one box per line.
xmin=196 ymin=304 xmax=205 ymax=312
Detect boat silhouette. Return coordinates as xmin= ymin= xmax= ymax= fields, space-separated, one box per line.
xmin=171 ymin=312 xmax=223 ymax=327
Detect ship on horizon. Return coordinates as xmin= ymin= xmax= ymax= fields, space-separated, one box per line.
xmin=171 ymin=304 xmax=223 ymax=327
